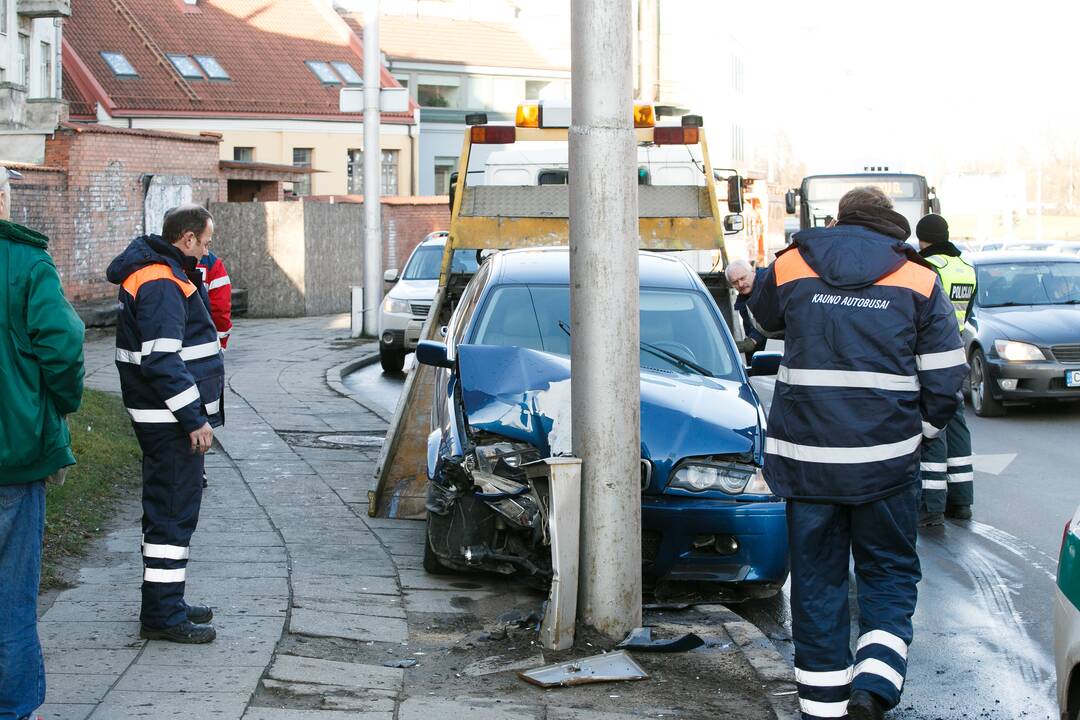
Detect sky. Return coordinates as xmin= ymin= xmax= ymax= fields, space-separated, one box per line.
xmin=755 ymin=0 xmax=1080 ymax=175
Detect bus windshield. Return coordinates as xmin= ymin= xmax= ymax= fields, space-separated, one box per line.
xmin=802 ymin=175 xmax=929 ymax=234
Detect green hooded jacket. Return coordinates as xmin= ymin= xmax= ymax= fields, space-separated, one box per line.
xmin=0 ymin=219 xmax=85 ymax=484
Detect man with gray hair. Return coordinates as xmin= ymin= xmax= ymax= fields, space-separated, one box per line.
xmin=0 ymin=167 xmax=86 ymax=719
xmin=725 ymin=258 xmax=767 ymax=361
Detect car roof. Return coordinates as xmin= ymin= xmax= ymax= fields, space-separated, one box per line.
xmin=968 ymin=250 xmax=1080 ymax=265
xmin=418 ymin=231 xmax=449 ymax=247
xmin=488 ymin=247 xmax=698 ymax=289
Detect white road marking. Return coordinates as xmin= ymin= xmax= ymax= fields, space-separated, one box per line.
xmin=971 ymin=453 xmax=1018 ymax=475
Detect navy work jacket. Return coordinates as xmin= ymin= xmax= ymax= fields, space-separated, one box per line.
xmin=107 ymin=235 xmax=225 ymax=434
xmin=748 ymin=225 xmax=965 ymax=503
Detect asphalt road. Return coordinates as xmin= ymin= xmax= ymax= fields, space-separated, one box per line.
xmin=345 ymin=360 xmax=1078 ymax=719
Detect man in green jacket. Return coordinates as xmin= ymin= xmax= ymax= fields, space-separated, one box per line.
xmin=0 ymin=167 xmax=85 ymax=720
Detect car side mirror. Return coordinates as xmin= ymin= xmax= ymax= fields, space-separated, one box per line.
xmin=747 ymin=351 xmax=782 ymax=377
xmin=727 ymin=175 xmax=744 ymax=213
xmin=723 ymin=214 xmax=744 ymax=233
xmin=416 ymin=340 xmax=453 ymax=368
xmin=384 ymin=268 xmax=399 ymax=283
xmin=785 ymin=189 xmax=797 ymax=215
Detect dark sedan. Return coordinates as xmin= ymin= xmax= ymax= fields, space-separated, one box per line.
xmin=963 ymin=252 xmax=1080 ymax=416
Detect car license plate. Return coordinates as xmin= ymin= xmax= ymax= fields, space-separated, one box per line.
xmin=1068 ymin=370 xmax=1080 ymax=388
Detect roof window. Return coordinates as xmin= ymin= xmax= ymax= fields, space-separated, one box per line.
xmin=101 ymin=51 xmax=138 ymax=77
xmin=168 ymin=54 xmax=204 ymax=79
xmin=195 ymin=55 xmax=230 ymax=80
xmin=305 ymin=61 xmax=341 ymax=85
xmin=331 ymin=61 xmax=362 ymax=85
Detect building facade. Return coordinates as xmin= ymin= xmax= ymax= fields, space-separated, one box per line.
xmin=0 ymin=0 xmax=68 ymax=163
xmin=338 ymin=8 xmax=570 ymax=196
xmin=62 ymin=0 xmax=417 ymax=197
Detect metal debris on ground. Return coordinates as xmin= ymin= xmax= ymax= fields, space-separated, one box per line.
xmin=518 ymin=650 xmax=649 ymax=688
xmin=498 ymin=608 xmax=543 ymax=628
xmin=382 ymin=658 xmax=418 ymax=668
xmin=617 ymin=626 xmax=705 ymax=653
xmin=463 ymin=651 xmax=546 ymax=677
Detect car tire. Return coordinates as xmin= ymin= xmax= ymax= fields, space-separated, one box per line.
xmin=379 ymin=347 xmax=406 ymax=374
xmin=970 ymin=348 xmax=1005 ymax=418
xmin=423 ymin=521 xmax=451 ymax=575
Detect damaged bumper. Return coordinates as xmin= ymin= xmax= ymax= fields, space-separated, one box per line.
xmin=642 ymin=495 xmax=787 ymax=586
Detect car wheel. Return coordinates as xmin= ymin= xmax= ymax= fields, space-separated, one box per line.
xmin=970 ymin=348 xmax=1005 ymax=417
xmin=379 ymin=347 xmax=406 ymax=374
xmin=423 ymin=519 xmax=451 ymax=575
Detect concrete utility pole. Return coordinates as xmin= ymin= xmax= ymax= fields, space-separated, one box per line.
xmin=362 ymin=0 xmax=382 ymax=336
xmin=569 ymin=0 xmax=642 ymax=638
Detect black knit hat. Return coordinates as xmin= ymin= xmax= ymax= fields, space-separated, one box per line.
xmin=916 ymin=214 xmax=949 ymax=244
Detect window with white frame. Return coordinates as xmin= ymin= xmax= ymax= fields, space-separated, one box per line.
xmin=417 ymin=74 xmax=460 ymax=108
xmin=292 ymin=148 xmax=313 ymax=196
xmin=347 ymin=149 xmax=399 ymax=196
xmin=38 ymin=41 xmax=53 ymax=97
xmin=18 ymin=18 xmax=30 ymax=88
xmin=433 ymin=157 xmax=457 ymax=195
xmin=233 ymin=147 xmax=254 ymax=162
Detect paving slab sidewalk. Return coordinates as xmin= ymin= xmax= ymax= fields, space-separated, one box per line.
xmin=45 ymin=315 xmax=796 ymax=720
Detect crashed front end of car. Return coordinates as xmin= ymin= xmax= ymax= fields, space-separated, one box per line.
xmin=424 ymin=344 xmax=789 ymax=593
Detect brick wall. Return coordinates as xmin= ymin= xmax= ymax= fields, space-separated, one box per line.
xmin=10 ymin=124 xmax=223 ymax=304
xmin=381 ymin=197 xmax=450 ymax=271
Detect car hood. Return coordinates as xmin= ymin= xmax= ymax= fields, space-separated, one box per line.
xmin=455 ymin=345 xmax=764 ymax=485
xmin=387 ymin=279 xmax=439 ymax=301
xmin=980 ymin=305 xmax=1080 ymax=346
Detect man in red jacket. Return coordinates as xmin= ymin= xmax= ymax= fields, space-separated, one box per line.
xmin=196 ymin=252 xmax=231 ymax=489
xmin=196 ymin=251 xmax=232 ymax=349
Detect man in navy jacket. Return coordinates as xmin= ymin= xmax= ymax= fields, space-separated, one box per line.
xmin=748 ymin=187 xmax=965 ymax=720
xmin=108 ymin=205 xmax=224 ymax=644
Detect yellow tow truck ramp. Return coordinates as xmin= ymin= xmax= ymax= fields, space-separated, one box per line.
xmin=370 ymin=101 xmax=746 ymax=519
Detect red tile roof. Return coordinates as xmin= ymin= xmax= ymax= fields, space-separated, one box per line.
xmin=62 ymin=68 xmax=96 ymax=119
xmin=339 ymin=13 xmax=569 ymax=72
xmin=63 ymin=0 xmax=416 ymax=122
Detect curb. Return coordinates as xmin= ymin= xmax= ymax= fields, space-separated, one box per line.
xmin=325 ymin=350 xmax=395 ymax=423
xmin=698 ymin=604 xmax=800 ymax=720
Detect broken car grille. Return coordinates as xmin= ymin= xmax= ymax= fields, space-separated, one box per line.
xmin=1052 ymin=344 xmax=1080 ymax=363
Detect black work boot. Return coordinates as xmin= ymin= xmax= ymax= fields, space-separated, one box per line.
xmin=847 ymin=689 xmax=886 ymax=720
xmin=945 ymin=504 xmax=972 ymax=520
xmin=202 ymin=473 xmax=208 ymax=489
xmin=918 ymin=511 xmax=945 ymax=527
xmin=186 ymin=604 xmax=214 ymax=624
xmin=140 ymin=620 xmax=216 ymax=644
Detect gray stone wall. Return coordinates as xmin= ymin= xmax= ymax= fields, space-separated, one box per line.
xmin=210 ymin=201 xmax=363 ymax=317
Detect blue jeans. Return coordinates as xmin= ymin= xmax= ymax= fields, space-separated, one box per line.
xmin=0 ymin=480 xmax=46 ymax=720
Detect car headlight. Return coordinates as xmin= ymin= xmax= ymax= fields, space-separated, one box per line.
xmin=472 ymin=441 xmax=542 ymax=475
xmin=669 ymin=461 xmax=771 ymax=495
xmin=994 ymin=339 xmax=1046 ymax=362
xmin=382 ymin=296 xmax=410 ymax=314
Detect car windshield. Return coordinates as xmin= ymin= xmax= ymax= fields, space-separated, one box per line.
xmin=470 ymin=284 xmax=740 ymax=380
xmin=977 ymin=261 xmax=1080 ymax=307
xmin=402 ymin=245 xmax=479 ymax=280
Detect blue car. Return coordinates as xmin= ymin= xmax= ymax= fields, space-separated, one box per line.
xmin=415 ymin=247 xmax=789 ymax=595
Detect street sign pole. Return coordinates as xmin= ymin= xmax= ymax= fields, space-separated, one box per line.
xmin=569 ymin=0 xmax=642 ymax=638
xmin=362 ymin=0 xmax=382 ymax=337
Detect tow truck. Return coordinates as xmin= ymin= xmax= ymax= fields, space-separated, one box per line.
xmin=369 ymin=100 xmax=751 ymax=521
xmin=785 ymin=166 xmax=941 ymax=241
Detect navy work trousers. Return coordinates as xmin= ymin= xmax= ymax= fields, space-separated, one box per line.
xmin=136 ymin=426 xmax=204 ymax=629
xmin=788 ymin=483 xmax=920 ymax=719
xmin=920 ymin=405 xmax=973 ymax=513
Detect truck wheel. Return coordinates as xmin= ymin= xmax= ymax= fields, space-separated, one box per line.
xmin=970 ymin=348 xmax=1005 ymax=417
xmin=380 ymin=347 xmax=405 ymax=374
